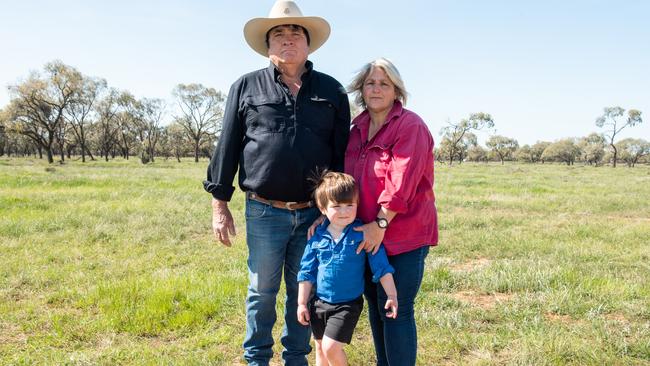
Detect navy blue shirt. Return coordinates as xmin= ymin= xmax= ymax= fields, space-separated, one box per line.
xmin=203 ymin=61 xmax=351 ymax=202
xmin=297 ymin=219 xmax=395 ymax=304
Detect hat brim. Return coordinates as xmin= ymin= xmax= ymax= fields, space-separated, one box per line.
xmin=243 ymin=16 xmax=331 ymax=57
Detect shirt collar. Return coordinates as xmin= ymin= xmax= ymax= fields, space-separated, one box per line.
xmin=268 ymin=60 xmax=314 ymax=83
xmin=351 ymin=100 xmax=404 ymax=133
xmin=313 ymin=218 xmax=362 ymax=241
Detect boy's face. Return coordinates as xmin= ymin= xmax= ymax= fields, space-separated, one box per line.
xmin=320 ymin=200 xmax=357 ymax=228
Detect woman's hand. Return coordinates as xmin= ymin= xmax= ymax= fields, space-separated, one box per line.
xmin=353 ymin=222 xmax=386 ymax=255
xmin=307 ymin=215 xmax=326 ymax=240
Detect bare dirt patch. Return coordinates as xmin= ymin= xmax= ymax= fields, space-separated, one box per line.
xmin=544 ymin=313 xmax=573 ymax=324
xmin=603 ymin=313 xmax=629 ymax=324
xmin=450 ymin=258 xmax=492 ymax=272
xmin=452 ymin=291 xmax=513 ymax=309
xmin=0 ymin=321 xmax=28 ymax=347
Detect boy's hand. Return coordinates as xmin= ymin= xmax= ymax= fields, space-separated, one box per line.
xmin=297 ymin=304 xmax=310 ymax=325
xmin=384 ymin=295 xmax=398 ymax=319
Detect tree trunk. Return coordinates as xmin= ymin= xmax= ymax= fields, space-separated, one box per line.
xmin=611 ymin=143 xmax=617 ymax=167
xmin=46 ymin=148 xmax=54 ymax=163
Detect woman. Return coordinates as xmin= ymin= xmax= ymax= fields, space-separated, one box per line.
xmin=345 ymin=58 xmax=438 ymax=365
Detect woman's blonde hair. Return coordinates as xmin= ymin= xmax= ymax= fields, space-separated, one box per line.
xmin=348 ymin=57 xmax=408 ymax=109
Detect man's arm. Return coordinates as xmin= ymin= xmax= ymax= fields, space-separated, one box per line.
xmin=212 ymin=198 xmax=236 ymax=246
xmin=204 ymin=81 xmax=244 ymax=245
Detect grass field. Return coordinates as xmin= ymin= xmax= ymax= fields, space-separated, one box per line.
xmin=1 ymin=157 xmax=649 ymax=365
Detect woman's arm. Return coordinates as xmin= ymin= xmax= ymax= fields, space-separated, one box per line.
xmin=354 ymin=207 xmax=397 ymax=254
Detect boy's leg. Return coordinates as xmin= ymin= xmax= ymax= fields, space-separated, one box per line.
xmin=321 ymin=336 xmax=347 ymax=366
xmin=314 ymin=339 xmax=329 ymax=366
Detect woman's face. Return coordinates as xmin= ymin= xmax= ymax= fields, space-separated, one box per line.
xmin=362 ymin=67 xmax=396 ymax=115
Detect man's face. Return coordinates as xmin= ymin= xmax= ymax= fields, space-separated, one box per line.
xmin=267 ymin=25 xmax=309 ymax=67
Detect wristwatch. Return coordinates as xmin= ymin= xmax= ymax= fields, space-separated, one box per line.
xmin=375 ymin=217 xmax=389 ymax=229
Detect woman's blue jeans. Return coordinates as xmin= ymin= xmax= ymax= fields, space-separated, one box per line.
xmin=364 ymin=246 xmax=430 ymax=366
xmin=242 ymin=197 xmax=320 ymax=366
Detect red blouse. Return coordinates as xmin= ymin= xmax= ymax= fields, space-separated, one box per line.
xmin=344 ymin=101 xmax=438 ymax=256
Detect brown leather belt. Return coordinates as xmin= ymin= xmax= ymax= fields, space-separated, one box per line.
xmin=247 ymin=192 xmax=314 ymax=210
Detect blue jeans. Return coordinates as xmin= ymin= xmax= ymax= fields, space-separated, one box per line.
xmin=364 ymin=246 xmax=430 ymax=366
xmin=243 ymin=197 xmax=320 ymax=366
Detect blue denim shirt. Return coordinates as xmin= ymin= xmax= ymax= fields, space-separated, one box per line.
xmin=297 ymin=219 xmax=395 ymax=303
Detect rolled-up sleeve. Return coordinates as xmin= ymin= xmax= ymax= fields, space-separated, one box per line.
xmin=297 ymin=240 xmax=319 ymax=284
xmin=203 ymin=81 xmax=244 ymax=201
xmin=368 ymin=244 xmax=395 ymax=283
xmin=377 ymin=117 xmax=434 ymax=213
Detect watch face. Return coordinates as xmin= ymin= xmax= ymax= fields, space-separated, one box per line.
xmin=376 ymin=218 xmax=388 ymax=228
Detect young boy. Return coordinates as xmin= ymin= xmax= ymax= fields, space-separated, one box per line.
xmin=297 ymin=172 xmax=398 ymax=366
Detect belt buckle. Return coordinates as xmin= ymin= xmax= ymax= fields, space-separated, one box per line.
xmin=285 ymin=201 xmax=298 ymax=210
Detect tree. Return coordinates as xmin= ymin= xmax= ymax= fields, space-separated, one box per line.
xmin=114 ymin=92 xmax=139 ymax=160
xmin=541 ymin=138 xmax=581 ymax=165
xmin=133 ymin=98 xmax=165 ymax=163
xmin=531 ymin=141 xmax=551 ymax=163
xmin=0 ymin=110 xmax=6 ymax=156
xmin=95 ymin=89 xmax=121 ymax=161
xmin=595 ymin=107 xmax=643 ymax=167
xmin=467 ymin=145 xmax=488 ymax=162
xmin=172 ymin=83 xmax=225 ymax=162
xmin=439 ymin=113 xmax=494 ymax=166
xmin=616 ymin=138 xmax=650 ymax=167
xmin=439 ymin=132 xmax=477 ymax=165
xmin=66 ymin=76 xmax=106 ymax=162
xmin=6 ymin=61 xmax=83 ymax=163
xmin=577 ymin=133 xmax=605 ymax=165
xmin=514 ymin=145 xmax=533 ymax=163
xmin=161 ymin=123 xmax=189 ymax=162
xmin=486 ymin=135 xmax=518 ymax=164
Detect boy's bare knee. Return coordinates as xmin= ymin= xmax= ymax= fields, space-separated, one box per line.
xmin=322 ymin=337 xmax=343 ymax=355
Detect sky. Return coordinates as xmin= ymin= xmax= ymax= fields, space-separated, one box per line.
xmin=1 ymin=0 xmax=649 ymax=145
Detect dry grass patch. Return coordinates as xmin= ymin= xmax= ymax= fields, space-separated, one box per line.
xmin=0 ymin=321 xmax=28 ymax=347
xmin=451 ymin=291 xmax=513 ymax=309
xmin=544 ymin=313 xmax=580 ymax=325
xmin=450 ymin=257 xmax=492 ymax=272
xmin=602 ymin=312 xmax=630 ymax=324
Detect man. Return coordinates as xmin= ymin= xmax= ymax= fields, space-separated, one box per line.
xmin=203 ymin=1 xmax=350 ymax=365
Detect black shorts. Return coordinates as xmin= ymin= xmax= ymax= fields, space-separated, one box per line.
xmin=309 ymin=296 xmax=364 ymax=344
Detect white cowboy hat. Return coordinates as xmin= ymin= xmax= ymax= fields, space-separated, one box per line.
xmin=243 ymin=1 xmax=331 ymax=57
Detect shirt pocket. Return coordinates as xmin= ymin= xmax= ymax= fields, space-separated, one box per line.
xmin=244 ymin=95 xmax=287 ymax=133
xmin=368 ymin=143 xmax=393 ymax=178
xmin=300 ymin=96 xmax=336 ymax=139
xmin=315 ymin=242 xmax=333 ymax=265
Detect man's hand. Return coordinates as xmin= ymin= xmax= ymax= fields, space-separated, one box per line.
xmin=297 ymin=304 xmax=310 ymax=325
xmin=353 ymin=222 xmax=386 ymax=255
xmin=212 ymin=198 xmax=236 ymax=246
xmin=384 ymin=295 xmax=398 ymax=319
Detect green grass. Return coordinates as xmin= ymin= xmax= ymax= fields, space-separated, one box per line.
xmin=1 ymin=158 xmax=649 ymax=365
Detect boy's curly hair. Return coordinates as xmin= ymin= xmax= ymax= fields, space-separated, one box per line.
xmin=309 ymin=170 xmax=359 ymax=210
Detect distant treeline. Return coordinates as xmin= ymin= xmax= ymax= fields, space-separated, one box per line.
xmin=1 ymin=61 xmax=647 ymax=167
